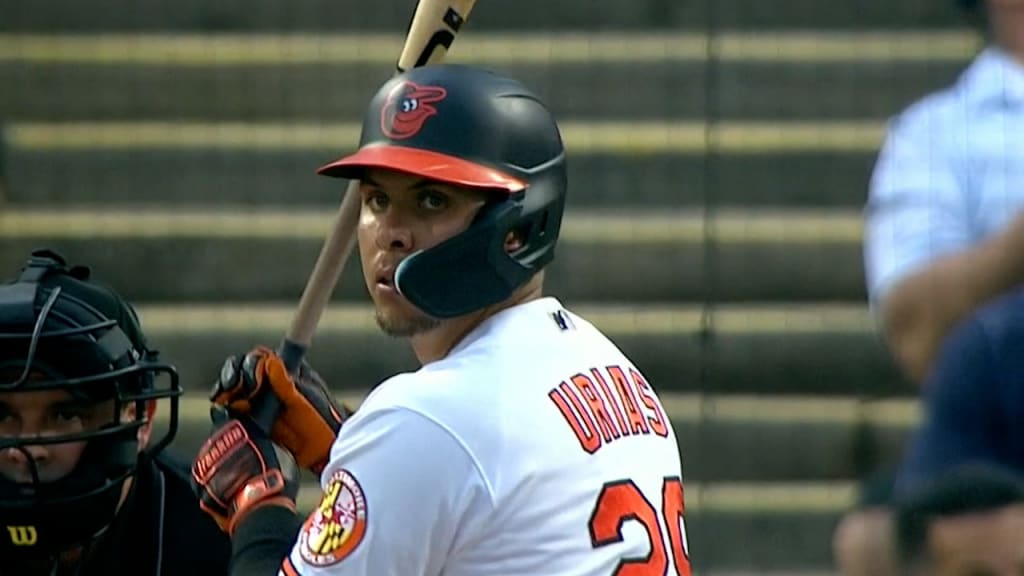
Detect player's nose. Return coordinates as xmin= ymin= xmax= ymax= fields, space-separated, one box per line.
xmin=375 ymin=210 xmax=414 ymax=252
xmin=5 ymin=443 xmax=49 ymax=463
xmin=1 ymin=444 xmax=49 ymax=481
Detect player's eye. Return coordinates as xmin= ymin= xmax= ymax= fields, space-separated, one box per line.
xmin=0 ymin=405 xmax=16 ymax=433
xmin=50 ymin=405 xmax=90 ymax=429
xmin=362 ymin=190 xmax=389 ymax=212
xmin=54 ymin=409 xmax=84 ymax=423
xmin=418 ymin=189 xmax=449 ymax=211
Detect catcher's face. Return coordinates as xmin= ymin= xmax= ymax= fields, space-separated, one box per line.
xmin=357 ymin=168 xmax=488 ymax=337
xmin=0 ymin=389 xmax=116 ymax=484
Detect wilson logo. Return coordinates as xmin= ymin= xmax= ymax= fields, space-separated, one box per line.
xmin=7 ymin=526 xmax=37 ymax=546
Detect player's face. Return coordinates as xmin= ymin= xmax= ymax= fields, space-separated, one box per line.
xmin=357 ymin=168 xmax=488 ymax=337
xmin=0 ymin=388 xmax=119 ymax=484
xmin=925 ymin=505 xmax=1024 ymax=576
xmin=988 ymin=0 xmax=1024 ymax=24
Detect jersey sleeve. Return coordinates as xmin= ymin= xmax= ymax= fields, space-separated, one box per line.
xmin=863 ymin=108 xmax=969 ymax=305
xmin=894 ymin=315 xmax=999 ymax=498
xmin=281 ymin=406 xmax=491 ymax=576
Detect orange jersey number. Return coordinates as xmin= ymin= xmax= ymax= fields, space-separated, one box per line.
xmin=588 ymin=477 xmax=692 ymax=576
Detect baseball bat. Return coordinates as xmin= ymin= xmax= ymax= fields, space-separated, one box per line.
xmin=250 ymin=0 xmax=479 ymax=431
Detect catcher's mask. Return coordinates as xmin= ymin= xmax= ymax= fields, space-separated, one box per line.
xmin=318 ymin=64 xmax=568 ymax=318
xmin=0 ymin=250 xmax=181 ymax=563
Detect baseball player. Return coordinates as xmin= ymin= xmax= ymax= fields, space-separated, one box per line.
xmin=191 ymin=64 xmax=691 ymax=576
xmin=0 ymin=250 xmax=231 ymax=576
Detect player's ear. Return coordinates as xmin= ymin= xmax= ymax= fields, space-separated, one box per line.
xmin=125 ymin=400 xmax=158 ymax=449
xmin=504 ymin=230 xmax=523 ymax=253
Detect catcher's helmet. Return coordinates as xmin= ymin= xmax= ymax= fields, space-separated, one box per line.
xmin=0 ymin=250 xmax=181 ymax=563
xmin=318 ymin=64 xmax=567 ymax=318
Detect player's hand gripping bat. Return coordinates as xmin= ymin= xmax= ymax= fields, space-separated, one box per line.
xmin=245 ymin=0 xmax=480 ymax=433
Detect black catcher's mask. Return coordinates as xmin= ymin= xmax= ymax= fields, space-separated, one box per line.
xmin=0 ymin=250 xmax=181 ymax=565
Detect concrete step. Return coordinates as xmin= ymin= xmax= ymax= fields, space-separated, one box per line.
xmin=689 ymin=509 xmax=841 ymax=571
xmin=52 ymin=302 xmax=910 ymax=396
xmin=0 ymin=0 xmax=971 ymax=31
xmin=3 ymin=145 xmax=880 ymax=209
xmin=0 ymin=32 xmax=974 ymax=121
xmin=0 ymin=208 xmax=869 ymax=302
xmin=164 ymin=393 xmax=915 ymax=483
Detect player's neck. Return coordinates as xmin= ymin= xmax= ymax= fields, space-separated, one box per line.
xmin=410 ymin=277 xmax=544 ymax=364
xmin=993 ymin=11 xmax=1024 ymax=64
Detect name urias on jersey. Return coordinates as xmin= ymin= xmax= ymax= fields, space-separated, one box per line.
xmin=548 ymin=364 xmax=670 ymax=454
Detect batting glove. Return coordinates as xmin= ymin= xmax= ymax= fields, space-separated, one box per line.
xmin=191 ymin=415 xmax=299 ymax=535
xmin=211 ymin=346 xmax=353 ymax=474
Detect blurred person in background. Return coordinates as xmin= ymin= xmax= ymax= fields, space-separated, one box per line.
xmin=831 ymin=467 xmax=902 ymax=576
xmin=894 ymin=287 xmax=1024 ymax=495
xmin=864 ymin=0 xmax=1024 ymax=386
xmin=894 ymin=464 xmax=1024 ymax=576
xmin=836 ymin=286 xmax=1024 ymax=574
xmin=840 ymin=0 xmax=1024 ymax=571
xmin=835 ymin=270 xmax=1024 ymax=569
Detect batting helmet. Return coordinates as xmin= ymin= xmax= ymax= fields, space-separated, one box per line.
xmin=318 ymin=64 xmax=567 ymax=318
xmin=0 ymin=250 xmax=181 ymax=564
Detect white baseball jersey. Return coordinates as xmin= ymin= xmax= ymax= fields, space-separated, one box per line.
xmin=282 ymin=297 xmax=690 ymax=576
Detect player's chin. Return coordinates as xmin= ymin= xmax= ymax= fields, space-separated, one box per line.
xmin=374 ymin=305 xmax=440 ymax=338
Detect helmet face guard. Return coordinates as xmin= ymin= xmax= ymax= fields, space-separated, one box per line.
xmin=394 ymin=152 xmax=566 ymax=318
xmin=0 ymin=251 xmax=181 ymax=563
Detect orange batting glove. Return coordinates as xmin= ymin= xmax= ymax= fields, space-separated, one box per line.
xmin=210 ymin=346 xmax=353 ymax=474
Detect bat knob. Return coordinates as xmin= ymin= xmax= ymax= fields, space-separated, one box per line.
xmin=210 ymin=355 xmax=251 ymax=401
xmin=277 ymin=338 xmax=308 ymax=375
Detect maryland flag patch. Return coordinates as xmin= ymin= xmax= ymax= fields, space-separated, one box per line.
xmin=299 ymin=468 xmax=368 ymax=566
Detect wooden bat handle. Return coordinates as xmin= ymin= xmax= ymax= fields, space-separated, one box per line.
xmin=279 ymin=183 xmax=361 ymax=372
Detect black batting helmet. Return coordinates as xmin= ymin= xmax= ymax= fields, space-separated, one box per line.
xmin=0 ymin=250 xmax=181 ymax=564
xmin=318 ymin=64 xmax=567 ymax=318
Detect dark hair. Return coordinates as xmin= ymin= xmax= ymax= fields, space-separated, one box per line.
xmin=894 ymin=464 xmax=1024 ymax=567
xmin=957 ymin=0 xmax=992 ymax=35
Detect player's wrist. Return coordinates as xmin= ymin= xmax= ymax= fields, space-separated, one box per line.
xmin=231 ymin=470 xmax=292 ymax=512
xmin=229 ymin=489 xmax=297 ymax=535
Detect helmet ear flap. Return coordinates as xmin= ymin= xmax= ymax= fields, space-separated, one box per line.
xmin=395 ymin=200 xmax=530 ymax=318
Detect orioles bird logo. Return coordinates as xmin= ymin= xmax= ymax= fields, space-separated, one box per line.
xmin=380 ymin=81 xmax=448 ymax=140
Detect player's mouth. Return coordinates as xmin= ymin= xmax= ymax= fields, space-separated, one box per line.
xmin=375 ymin=267 xmax=398 ymax=294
